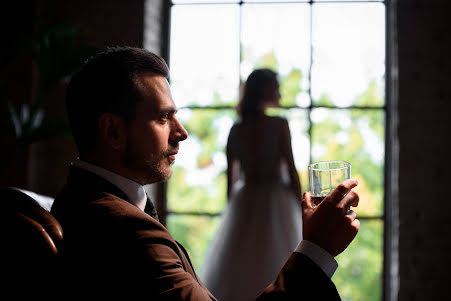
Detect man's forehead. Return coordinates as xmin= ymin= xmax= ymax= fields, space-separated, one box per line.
xmin=136 ymin=72 xmax=169 ymax=91
xmin=135 ymin=73 xmax=177 ymax=110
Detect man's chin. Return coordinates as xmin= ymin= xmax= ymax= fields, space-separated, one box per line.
xmin=146 ymin=169 xmax=172 ymax=184
xmin=163 ymin=170 xmax=172 ymax=181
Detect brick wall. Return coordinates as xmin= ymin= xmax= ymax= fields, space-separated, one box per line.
xmin=397 ymin=1 xmax=451 ymax=300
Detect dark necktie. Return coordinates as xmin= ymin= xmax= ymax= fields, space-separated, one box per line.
xmin=144 ymin=196 xmax=159 ymax=221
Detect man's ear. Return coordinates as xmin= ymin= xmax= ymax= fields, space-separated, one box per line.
xmin=98 ymin=113 xmax=127 ymax=151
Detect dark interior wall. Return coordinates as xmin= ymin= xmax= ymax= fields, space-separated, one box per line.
xmin=397 ymin=1 xmax=451 ymax=300
xmin=0 ymin=0 xmax=152 ymax=197
xmin=29 ymin=0 xmax=147 ymax=196
xmin=0 ymin=0 xmax=37 ymax=190
xmin=38 ymin=0 xmax=145 ymax=48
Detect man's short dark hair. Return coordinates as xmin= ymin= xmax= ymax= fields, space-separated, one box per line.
xmin=65 ymin=46 xmax=169 ymax=154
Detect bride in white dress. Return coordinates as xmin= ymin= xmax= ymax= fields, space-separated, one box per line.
xmin=201 ymin=69 xmax=303 ymax=301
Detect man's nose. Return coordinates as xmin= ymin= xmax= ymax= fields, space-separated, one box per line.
xmin=172 ymin=117 xmax=188 ymax=142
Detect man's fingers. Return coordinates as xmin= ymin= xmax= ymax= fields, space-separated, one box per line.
xmin=324 ymin=179 xmax=358 ymax=205
xmin=351 ymin=218 xmax=360 ymax=233
xmin=338 ymin=190 xmax=360 ymax=211
xmin=344 ymin=212 xmax=360 ymax=234
xmin=301 ymin=192 xmax=314 ymax=213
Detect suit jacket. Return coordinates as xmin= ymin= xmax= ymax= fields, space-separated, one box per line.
xmin=51 ymin=166 xmax=340 ymax=300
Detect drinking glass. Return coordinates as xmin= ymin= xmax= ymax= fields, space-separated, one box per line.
xmin=308 ymin=161 xmax=351 ymax=206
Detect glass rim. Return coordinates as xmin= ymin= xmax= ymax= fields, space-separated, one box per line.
xmin=308 ymin=160 xmax=351 ymax=171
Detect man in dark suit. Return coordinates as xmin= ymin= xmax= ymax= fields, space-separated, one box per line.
xmin=51 ymin=46 xmax=360 ymax=300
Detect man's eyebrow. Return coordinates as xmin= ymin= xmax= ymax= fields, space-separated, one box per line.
xmin=159 ymin=107 xmax=177 ymax=114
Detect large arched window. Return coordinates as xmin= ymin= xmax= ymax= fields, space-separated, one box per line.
xmin=147 ymin=1 xmax=394 ymax=300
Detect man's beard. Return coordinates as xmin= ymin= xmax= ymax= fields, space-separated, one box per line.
xmin=123 ymin=140 xmax=172 ymax=185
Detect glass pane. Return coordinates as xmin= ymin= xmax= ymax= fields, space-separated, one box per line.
xmin=241 ymin=3 xmax=311 ymax=107
xmin=334 ymin=219 xmax=383 ymax=301
xmin=167 ymin=214 xmax=221 ymax=273
xmin=170 ymin=5 xmax=240 ymax=107
xmin=168 ymin=108 xmax=236 ymax=213
xmin=310 ymin=108 xmax=385 ymax=216
xmin=311 ymin=3 xmax=385 ymax=107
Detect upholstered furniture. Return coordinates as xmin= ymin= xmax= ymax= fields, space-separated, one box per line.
xmin=1 ymin=187 xmax=62 ymax=295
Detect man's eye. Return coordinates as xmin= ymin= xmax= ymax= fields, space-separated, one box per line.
xmin=161 ymin=113 xmax=169 ymax=119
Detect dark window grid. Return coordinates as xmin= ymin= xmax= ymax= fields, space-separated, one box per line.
xmin=166 ymin=2 xmax=388 ymax=299
xmin=168 ymin=2 xmax=386 ymax=221
xmin=179 ymin=105 xmax=386 ymax=110
xmin=167 ymin=210 xmax=383 ymax=220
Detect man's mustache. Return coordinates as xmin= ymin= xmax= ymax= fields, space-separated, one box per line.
xmin=165 ymin=143 xmax=179 ymax=156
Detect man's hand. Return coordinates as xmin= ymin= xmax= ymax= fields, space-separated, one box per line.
xmin=302 ymin=179 xmax=360 ymax=257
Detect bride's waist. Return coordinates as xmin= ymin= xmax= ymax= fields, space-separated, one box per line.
xmin=242 ymin=175 xmax=283 ymax=185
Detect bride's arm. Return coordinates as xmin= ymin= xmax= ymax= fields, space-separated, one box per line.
xmin=280 ymin=118 xmax=302 ymax=203
xmin=226 ymin=125 xmax=240 ymax=201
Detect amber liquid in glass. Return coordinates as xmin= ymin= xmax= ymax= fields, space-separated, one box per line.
xmin=311 ymin=195 xmax=326 ymax=206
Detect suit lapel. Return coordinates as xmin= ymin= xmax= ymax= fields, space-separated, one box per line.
xmin=175 ymin=241 xmax=217 ymax=300
xmin=176 ymin=241 xmax=198 ymax=280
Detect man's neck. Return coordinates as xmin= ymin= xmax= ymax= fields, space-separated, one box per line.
xmin=74 ymin=159 xmax=148 ymax=211
xmin=78 ymin=155 xmax=145 ymax=185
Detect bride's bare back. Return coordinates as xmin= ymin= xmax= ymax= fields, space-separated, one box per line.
xmin=228 ymin=115 xmax=288 ymax=183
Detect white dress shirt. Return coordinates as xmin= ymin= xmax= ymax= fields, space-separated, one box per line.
xmin=295 ymin=240 xmax=338 ymax=278
xmin=73 ymin=159 xmax=148 ymax=211
xmin=73 ymin=159 xmax=337 ymax=278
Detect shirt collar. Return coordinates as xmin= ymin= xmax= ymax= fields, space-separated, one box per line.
xmin=73 ymin=159 xmax=147 ymax=212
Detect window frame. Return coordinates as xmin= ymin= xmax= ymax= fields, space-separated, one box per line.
xmin=151 ymin=1 xmax=398 ymax=300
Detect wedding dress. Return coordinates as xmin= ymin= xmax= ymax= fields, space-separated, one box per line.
xmin=201 ymin=116 xmax=303 ymax=301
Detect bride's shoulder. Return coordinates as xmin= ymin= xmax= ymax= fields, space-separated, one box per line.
xmin=230 ymin=121 xmax=242 ymax=132
xmin=228 ymin=122 xmax=243 ymax=140
xmin=267 ymin=115 xmax=288 ymax=126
